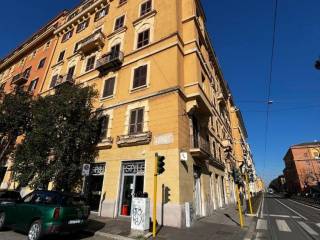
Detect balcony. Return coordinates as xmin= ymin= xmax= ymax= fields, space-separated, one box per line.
xmin=54 ymin=75 xmax=74 ymax=88
xmin=11 ymin=73 xmax=29 ymax=85
xmin=116 ymin=131 xmax=152 ymax=147
xmin=77 ymin=30 xmax=105 ymax=55
xmin=190 ymin=134 xmax=211 ymax=159
xmin=96 ymin=51 xmax=124 ymax=73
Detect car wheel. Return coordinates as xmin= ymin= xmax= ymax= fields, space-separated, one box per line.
xmin=27 ymin=220 xmax=42 ymax=240
xmin=0 ymin=212 xmax=5 ymax=230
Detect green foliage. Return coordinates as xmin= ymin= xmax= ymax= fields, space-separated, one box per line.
xmin=0 ymin=89 xmax=32 ymax=165
xmin=13 ymin=84 xmax=100 ymax=191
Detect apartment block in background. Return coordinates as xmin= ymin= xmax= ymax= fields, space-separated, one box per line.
xmin=283 ymin=142 xmax=320 ymax=193
xmin=0 ymin=12 xmax=67 ymax=189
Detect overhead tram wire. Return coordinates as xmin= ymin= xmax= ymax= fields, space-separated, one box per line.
xmin=263 ymin=0 xmax=278 ymax=175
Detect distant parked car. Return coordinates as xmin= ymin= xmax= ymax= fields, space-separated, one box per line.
xmin=0 ymin=190 xmax=21 ymax=204
xmin=268 ymin=188 xmax=274 ymax=194
xmin=0 ymin=190 xmax=90 ymax=240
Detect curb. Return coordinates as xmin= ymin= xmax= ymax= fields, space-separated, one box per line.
xmin=242 ymin=218 xmax=256 ymax=240
xmin=84 ymin=230 xmax=134 ymax=240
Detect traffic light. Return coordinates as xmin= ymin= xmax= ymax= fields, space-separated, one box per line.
xmin=157 ymin=154 xmax=165 ymax=175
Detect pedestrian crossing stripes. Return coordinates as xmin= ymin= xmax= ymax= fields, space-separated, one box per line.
xmin=255 ymin=218 xmax=320 ymax=234
xmin=275 ymin=219 xmax=291 ymax=232
xmin=298 ymin=221 xmax=319 ymax=236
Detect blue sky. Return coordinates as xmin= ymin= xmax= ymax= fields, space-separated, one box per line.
xmin=1 ymin=0 xmax=320 ymax=184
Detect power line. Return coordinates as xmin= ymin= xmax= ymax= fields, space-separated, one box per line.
xmin=263 ymin=0 xmax=278 ymax=175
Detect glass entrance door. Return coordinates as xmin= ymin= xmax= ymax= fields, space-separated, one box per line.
xmin=119 ymin=161 xmax=145 ymax=216
xmin=88 ymin=163 xmax=105 ymax=212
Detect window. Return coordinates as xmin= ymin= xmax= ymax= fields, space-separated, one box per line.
xmin=28 ymin=78 xmax=38 ymax=93
xmin=31 ymin=50 xmax=37 ymax=58
xmin=137 ymin=29 xmax=150 ymax=49
xmin=38 ymin=58 xmax=46 ymax=69
xmin=141 ymin=0 xmax=152 ymax=16
xmin=119 ymin=0 xmax=127 ymax=5
xmin=99 ymin=115 xmax=109 ymax=140
xmin=114 ymin=15 xmax=125 ymax=31
xmin=76 ymin=20 xmax=89 ymax=33
xmin=129 ymin=108 xmax=144 ymax=134
xmin=22 ymin=193 xmax=35 ymax=203
xmin=85 ymin=56 xmax=96 ymax=72
xmin=45 ymin=41 xmax=51 ymax=49
xmin=23 ymin=67 xmax=32 ymax=79
xmin=133 ymin=65 xmax=147 ymax=89
xmin=66 ymin=66 xmax=75 ymax=81
xmin=94 ymin=6 xmax=109 ymax=21
xmin=57 ymin=50 xmax=65 ymax=62
xmin=74 ymin=42 xmax=80 ymax=53
xmin=62 ymin=29 xmax=73 ymax=42
xmin=110 ymin=44 xmax=121 ymax=59
xmin=68 ymin=10 xmax=79 ymax=21
xmin=102 ymin=77 xmax=115 ymax=98
xmin=0 ymin=83 xmax=5 ymax=91
xmin=50 ymin=74 xmax=59 ymax=88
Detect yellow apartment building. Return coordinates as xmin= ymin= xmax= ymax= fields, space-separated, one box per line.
xmin=0 ymin=0 xmax=260 ymax=228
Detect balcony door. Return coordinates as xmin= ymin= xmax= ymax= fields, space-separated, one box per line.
xmin=191 ymin=115 xmax=199 ymax=148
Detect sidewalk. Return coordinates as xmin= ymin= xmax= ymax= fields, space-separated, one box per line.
xmin=86 ymin=205 xmax=255 ymax=240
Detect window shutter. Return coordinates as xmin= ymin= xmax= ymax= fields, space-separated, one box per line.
xmin=102 ymin=77 xmax=115 ymax=98
xmin=133 ymin=65 xmax=147 ymax=88
xmin=50 ymin=75 xmax=58 ymax=88
xmin=136 ymin=108 xmax=144 ymax=133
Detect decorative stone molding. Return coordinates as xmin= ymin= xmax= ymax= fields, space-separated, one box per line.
xmin=116 ymin=131 xmax=152 ymax=147
xmin=97 ymin=137 xmax=113 ymax=149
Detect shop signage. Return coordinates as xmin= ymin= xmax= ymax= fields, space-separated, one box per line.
xmin=123 ymin=162 xmax=145 ymax=174
xmin=91 ymin=164 xmax=105 ymax=176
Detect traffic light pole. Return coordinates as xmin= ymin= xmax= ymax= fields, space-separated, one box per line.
xmin=235 ymin=184 xmax=244 ymax=228
xmin=153 ymin=153 xmax=158 ymax=238
xmin=245 ymin=173 xmax=253 ymax=215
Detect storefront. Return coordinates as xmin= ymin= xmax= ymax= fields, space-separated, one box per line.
xmin=88 ymin=163 xmax=105 ymax=212
xmin=118 ymin=161 xmax=145 ymax=216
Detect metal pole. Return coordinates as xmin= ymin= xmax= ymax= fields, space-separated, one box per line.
xmin=153 ymin=153 xmax=158 ymax=238
xmin=245 ymin=173 xmax=253 ymax=215
xmin=235 ymin=184 xmax=244 ymax=228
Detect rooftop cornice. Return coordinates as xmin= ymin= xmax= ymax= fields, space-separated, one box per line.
xmin=54 ymin=0 xmax=109 ymax=35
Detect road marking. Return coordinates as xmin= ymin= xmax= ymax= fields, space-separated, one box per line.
xmin=298 ymin=221 xmax=319 ymax=236
xmin=256 ymin=219 xmax=267 ymax=230
xmin=276 ymin=219 xmax=291 ymax=232
xmin=261 ymin=194 xmax=265 ymax=218
xmin=289 ymin=199 xmax=320 ymax=211
xmin=274 ymin=198 xmax=308 ymax=220
xmin=266 ymin=214 xmax=301 ymax=219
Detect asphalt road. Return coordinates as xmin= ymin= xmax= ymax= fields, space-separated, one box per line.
xmin=0 ymin=230 xmax=112 ymax=240
xmin=253 ymin=193 xmax=320 ymax=240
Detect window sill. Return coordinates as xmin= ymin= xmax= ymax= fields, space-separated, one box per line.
xmin=130 ymin=85 xmax=148 ymax=93
xmin=97 ymin=137 xmax=113 ymax=149
xmin=118 ymin=1 xmax=127 ymax=8
xmin=100 ymin=95 xmax=114 ymax=101
xmin=107 ymin=26 xmax=127 ymax=39
xmin=51 ymin=60 xmax=64 ymax=69
xmin=133 ymin=10 xmax=157 ymax=26
xmin=116 ymin=131 xmax=152 ymax=147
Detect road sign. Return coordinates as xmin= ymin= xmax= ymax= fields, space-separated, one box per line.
xmin=82 ymin=164 xmax=91 ymax=176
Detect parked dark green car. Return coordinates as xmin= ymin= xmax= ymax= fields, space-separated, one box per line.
xmin=0 ymin=190 xmax=90 ymax=240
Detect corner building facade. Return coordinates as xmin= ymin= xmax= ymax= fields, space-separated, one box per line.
xmin=0 ymin=0 xmax=245 ymax=228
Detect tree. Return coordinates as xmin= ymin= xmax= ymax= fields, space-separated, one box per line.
xmin=0 ymin=89 xmax=32 ymax=167
xmin=13 ymin=84 xmax=101 ymax=191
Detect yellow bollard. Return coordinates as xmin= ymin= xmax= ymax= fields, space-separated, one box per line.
xmin=235 ymin=184 xmax=244 ymax=228
xmin=245 ymin=174 xmax=253 ymax=215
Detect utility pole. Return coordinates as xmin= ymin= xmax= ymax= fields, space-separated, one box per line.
xmin=235 ymin=184 xmax=244 ymax=228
